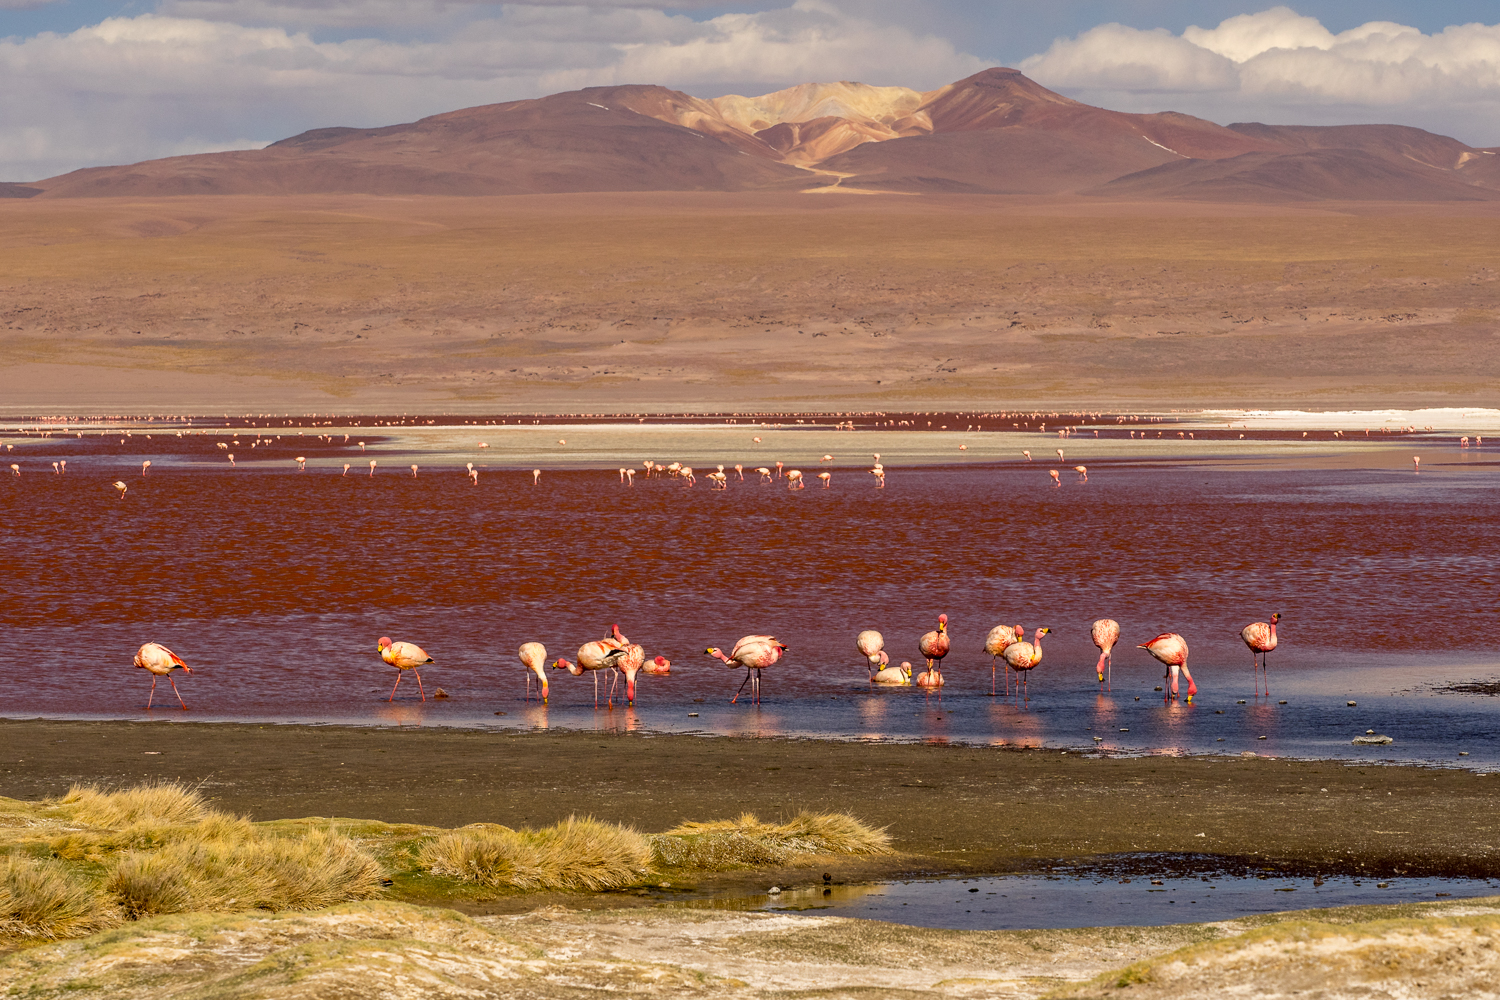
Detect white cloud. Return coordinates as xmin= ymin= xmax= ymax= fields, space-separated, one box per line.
xmin=0 ymin=0 xmax=62 ymax=9
xmin=156 ymin=0 xmax=730 ymax=31
xmin=0 ymin=1 xmax=985 ymax=179
xmin=1022 ymin=6 xmax=1500 ymax=143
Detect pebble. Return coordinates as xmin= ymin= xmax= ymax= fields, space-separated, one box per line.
xmin=767 ymin=886 xmax=781 ymax=895
xmin=1352 ymin=734 xmax=1394 ymax=745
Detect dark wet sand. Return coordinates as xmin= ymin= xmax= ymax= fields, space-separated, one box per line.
xmin=4 ymin=720 xmax=1496 ymax=888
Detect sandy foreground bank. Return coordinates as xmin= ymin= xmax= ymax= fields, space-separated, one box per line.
xmin=3 ymin=720 xmax=1500 ymax=998
xmin=2 ymin=720 xmax=1495 ymax=884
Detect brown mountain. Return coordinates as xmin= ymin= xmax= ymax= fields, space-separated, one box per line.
xmin=26 ymin=68 xmax=1500 ymax=201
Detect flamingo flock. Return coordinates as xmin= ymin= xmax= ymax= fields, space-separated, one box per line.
xmin=126 ymin=609 xmax=1282 ymax=711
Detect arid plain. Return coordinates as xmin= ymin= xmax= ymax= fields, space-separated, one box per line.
xmin=4 ymin=192 xmax=1500 ymax=413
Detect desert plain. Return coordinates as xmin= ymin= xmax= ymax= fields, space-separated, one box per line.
xmin=3 ymin=192 xmax=1500 ymax=414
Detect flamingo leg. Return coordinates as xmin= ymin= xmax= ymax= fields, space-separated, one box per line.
xmin=147 ymin=676 xmax=157 ymax=709
xmin=594 ymin=672 xmax=600 ymax=709
xmin=731 ymin=668 xmax=750 ymax=704
xmin=1107 ymin=653 xmax=1112 ymax=692
xmin=990 ymin=656 xmax=997 ymax=696
xmin=389 ymin=673 xmax=403 ymax=702
xmin=1262 ymin=653 xmax=1269 ymax=696
xmin=608 ymin=668 xmax=618 ymax=708
xmin=525 ymin=672 xmax=532 ymax=703
xmin=755 ymin=669 xmax=762 ymax=705
xmin=169 ymin=676 xmax=187 ymax=710
xmin=414 ymin=669 xmax=426 ymax=702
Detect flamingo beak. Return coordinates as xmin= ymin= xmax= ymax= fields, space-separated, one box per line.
xmin=541 ymin=679 xmax=549 ymax=703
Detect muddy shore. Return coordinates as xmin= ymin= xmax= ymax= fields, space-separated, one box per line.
xmin=3 ymin=720 xmax=1495 ymax=895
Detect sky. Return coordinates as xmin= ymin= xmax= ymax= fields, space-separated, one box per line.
xmin=4 ymin=1 xmax=1500 ymax=180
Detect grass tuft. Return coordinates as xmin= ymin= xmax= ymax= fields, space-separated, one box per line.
xmin=653 ymin=811 xmax=892 ymax=870
xmin=106 ymin=828 xmax=386 ymax=918
xmin=419 ymin=817 xmax=653 ymax=891
xmin=57 ymin=782 xmax=210 ymax=829
xmin=0 ymin=856 xmax=118 ymax=939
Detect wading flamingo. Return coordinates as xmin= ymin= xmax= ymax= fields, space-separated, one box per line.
xmin=757 ymin=467 xmax=772 ymax=483
xmin=134 ymin=642 xmax=191 ymax=709
xmin=113 ymin=481 xmax=128 ymax=499
xmin=368 ymin=459 xmax=376 ymax=477
xmin=706 ymin=635 xmax=787 ymax=704
xmin=1240 ymin=612 xmax=1281 ymax=696
xmin=786 ymin=470 xmax=804 ymax=489
xmin=818 ymin=471 xmax=831 ymax=488
xmin=378 ymin=636 xmax=434 ymax=702
xmin=775 ymin=461 xmax=784 ymax=478
xmin=554 ymin=636 xmax=629 ymax=708
xmin=1002 ymin=627 xmax=1050 ymax=700
xmin=1074 ymin=465 xmax=1087 ymax=482
xmin=856 ymin=629 xmax=885 ymax=679
xmin=518 ymin=641 xmax=549 ymax=703
xmin=1091 ymin=619 xmax=1120 ymax=689
xmin=918 ymin=614 xmax=950 ymax=677
xmin=1049 ymin=469 xmax=1061 ymax=487
xmin=915 ymin=660 xmax=944 ymax=690
xmin=533 ymin=469 xmax=542 ymax=485
xmin=141 ymin=460 xmax=151 ymax=476
xmin=343 ymin=463 xmax=351 ymax=476
xmin=1022 ymin=451 xmax=1031 ymax=461
xmin=295 ymin=456 xmax=306 ymax=471
xmin=1139 ymin=632 xmax=1195 ymax=702
xmin=873 ymin=660 xmax=912 ymax=685
xmin=1413 ymin=456 xmax=1420 ymax=473
xmin=983 ymin=624 xmax=1024 ymax=695
xmin=708 ymin=471 xmax=728 ymax=489
xmin=735 ymin=464 xmax=744 ymax=481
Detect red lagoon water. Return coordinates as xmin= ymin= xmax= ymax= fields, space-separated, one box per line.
xmin=2 ymin=460 xmax=1498 ymax=765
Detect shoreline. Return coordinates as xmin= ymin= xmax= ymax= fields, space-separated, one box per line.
xmin=4 ymin=719 xmax=1496 ymax=888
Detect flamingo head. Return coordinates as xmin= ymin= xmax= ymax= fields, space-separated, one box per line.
xmin=554 ymin=657 xmax=582 ymax=676
xmin=869 ymin=651 xmax=888 ymax=669
xmin=377 ymin=637 xmax=392 ymax=652
xmin=937 ymin=613 xmax=948 ymax=632
xmin=1036 ymin=627 xmax=1051 ymax=636
xmin=653 ymin=655 xmax=670 ymax=669
xmin=1271 ymin=612 xmax=1281 ymax=623
xmin=900 ymin=661 xmax=912 ymax=677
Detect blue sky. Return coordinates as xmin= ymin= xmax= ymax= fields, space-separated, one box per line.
xmin=4 ymin=2 xmax=1500 ymax=179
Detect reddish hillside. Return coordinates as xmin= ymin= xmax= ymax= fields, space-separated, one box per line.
xmin=25 ymin=68 xmax=1500 ymax=201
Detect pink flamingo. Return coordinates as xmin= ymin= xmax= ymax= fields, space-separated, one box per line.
xmin=856 ymin=629 xmax=884 ymax=680
xmin=915 ymin=661 xmax=944 ymax=690
xmin=983 ymin=624 xmax=1024 ymax=695
xmin=873 ymin=659 xmax=912 ymax=685
xmin=141 ymin=460 xmax=151 ymax=476
xmin=1049 ymin=469 xmax=1061 ymax=487
xmin=518 ymin=641 xmax=549 ymax=703
xmin=706 ymin=635 xmax=787 ymax=704
xmin=554 ymin=631 xmax=630 ymax=708
xmin=912 ymin=614 xmax=948 ymax=683
xmin=786 ymin=470 xmax=804 ymax=489
xmin=818 ymin=471 xmax=831 ymax=488
xmin=134 ymin=642 xmax=191 ymax=709
xmin=1091 ymin=618 xmax=1120 ymax=689
xmin=644 ymin=655 xmax=672 ymax=676
xmin=1139 ymin=632 xmax=1195 ymax=702
xmin=1002 ymin=627 xmax=1050 ymax=700
xmin=1240 ymin=612 xmax=1281 ymax=696
xmin=113 ymin=480 xmax=128 ymax=499
xmin=377 ymin=636 xmax=434 ymax=701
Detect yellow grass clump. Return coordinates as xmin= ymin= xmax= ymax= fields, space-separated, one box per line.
xmin=106 ymin=828 xmax=387 ymax=918
xmin=56 ymin=782 xmax=211 ymax=829
xmin=419 ymin=817 xmax=653 ymax=891
xmin=0 ymin=856 xmax=118 ymax=940
xmin=652 ymin=811 xmax=892 ymax=870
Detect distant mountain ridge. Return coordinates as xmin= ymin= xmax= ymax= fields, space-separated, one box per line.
xmin=26 ymin=68 xmax=1500 ymax=201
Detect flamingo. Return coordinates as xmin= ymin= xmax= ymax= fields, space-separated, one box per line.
xmin=983 ymin=624 xmax=1024 ymax=695
xmin=775 ymin=461 xmax=784 ymax=478
xmin=1413 ymin=456 xmax=1420 ymax=473
xmin=753 ymin=436 xmax=761 ymax=443
xmin=469 ymin=469 xmax=479 ymax=485
xmin=644 ymin=655 xmax=672 ymax=676
xmin=873 ymin=659 xmax=912 ymax=685
xmin=58 ymin=460 xmax=65 ymax=473
xmin=1049 ymin=469 xmax=1061 ymax=486
xmin=626 ymin=469 xmax=635 ymax=485
xmin=706 ymin=635 xmax=787 ymax=704
xmin=856 ymin=629 xmax=884 ymax=675
xmin=134 ymin=642 xmax=191 ymax=709
xmin=113 ymin=480 xmax=128 ymax=499
xmin=708 ymin=471 xmax=728 ymax=489
xmin=1241 ymin=612 xmax=1281 ymax=696
xmin=377 ymin=636 xmax=434 ymax=701
xmin=786 ymin=470 xmax=804 ymax=489
xmin=554 ymin=636 xmax=629 ymax=708
xmin=870 ymin=469 xmax=885 ymax=488
xmin=757 ymin=467 xmax=772 ymax=483
xmin=227 ymin=454 xmax=235 ymax=468
xmin=821 ymin=454 xmax=833 ymax=462
xmin=734 ymin=464 xmax=744 ymax=481
xmin=1074 ymin=465 xmax=1087 ymax=482
xmin=1057 ymin=449 xmax=1064 ymax=461
xmin=518 ymin=642 xmax=549 ymax=703
xmin=410 ymin=464 xmax=419 ymax=478
xmin=918 ymin=614 xmax=950 ymax=676
xmin=680 ymin=467 xmax=696 ymax=486
xmin=1023 ymin=451 xmax=1031 ymax=461
xmin=818 ymin=472 xmax=831 ymax=488
xmin=1002 ymin=627 xmax=1051 ymax=700
xmin=295 ymin=456 xmax=306 ymax=471
xmin=1091 ymin=619 xmax=1120 ymax=689
xmin=368 ymin=459 xmax=376 ymax=477
xmin=533 ymin=469 xmax=541 ymax=485
xmin=1139 ymin=632 xmax=1195 ymax=702
xmin=141 ymin=460 xmax=151 ymax=477
xmin=342 ymin=463 xmax=351 ymax=476
xmin=915 ymin=660 xmax=944 ymax=690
